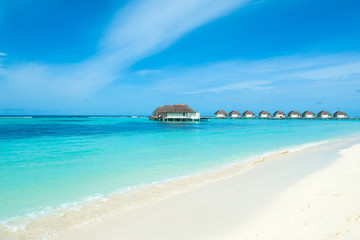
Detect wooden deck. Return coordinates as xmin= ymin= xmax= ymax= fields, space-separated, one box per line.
xmin=149 ymin=117 xmax=200 ymax=122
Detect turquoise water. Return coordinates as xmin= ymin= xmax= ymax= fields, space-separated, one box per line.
xmin=1 ymin=117 xmax=360 ymax=227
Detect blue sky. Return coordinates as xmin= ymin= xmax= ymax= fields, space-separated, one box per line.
xmin=1 ymin=0 xmax=360 ymax=116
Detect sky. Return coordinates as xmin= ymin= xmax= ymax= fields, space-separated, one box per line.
xmin=0 ymin=0 xmax=360 ymax=116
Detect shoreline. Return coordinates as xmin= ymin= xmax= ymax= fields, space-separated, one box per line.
xmin=1 ymin=135 xmax=359 ymax=240
xmin=55 ymin=136 xmax=360 ymax=240
xmin=220 ymin=141 xmax=360 ymax=240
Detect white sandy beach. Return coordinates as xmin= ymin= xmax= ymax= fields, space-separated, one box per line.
xmin=56 ymin=138 xmax=360 ymax=240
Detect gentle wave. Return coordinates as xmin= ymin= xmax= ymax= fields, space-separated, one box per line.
xmin=0 ymin=138 xmax=335 ymax=240
xmin=0 ymin=117 xmax=33 ymax=119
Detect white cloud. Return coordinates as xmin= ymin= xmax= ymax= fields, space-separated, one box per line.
xmin=101 ymin=0 xmax=249 ymax=60
xmin=141 ymin=54 xmax=360 ymax=95
xmin=180 ymin=80 xmax=271 ymax=94
xmin=286 ymin=61 xmax=360 ymax=80
xmin=121 ymin=54 xmax=359 ymax=116
xmin=0 ymin=53 xmax=6 ymax=69
xmin=0 ymin=0 xmax=249 ymax=103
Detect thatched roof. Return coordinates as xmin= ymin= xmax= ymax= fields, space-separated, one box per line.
xmin=334 ymin=111 xmax=347 ymax=117
xmin=274 ymin=111 xmax=285 ymax=116
xmin=152 ymin=106 xmax=164 ymax=115
xmin=229 ymin=110 xmax=240 ymax=115
xmin=153 ymin=104 xmax=196 ymax=115
xmin=259 ymin=110 xmax=270 ymax=115
xmin=288 ymin=111 xmax=300 ymax=116
xmin=302 ymin=111 xmax=315 ymax=116
xmin=317 ymin=111 xmax=331 ymax=117
xmin=243 ymin=110 xmax=255 ymax=116
xmin=215 ymin=110 xmax=228 ymax=115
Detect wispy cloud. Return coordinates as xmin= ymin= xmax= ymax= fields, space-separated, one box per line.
xmin=0 ymin=0 xmax=249 ymax=104
xmin=101 ymin=0 xmax=249 ymax=61
xmin=0 ymin=53 xmax=6 ymax=69
xmin=286 ymin=61 xmax=360 ymax=81
xmin=139 ymin=53 xmax=360 ymax=95
xmin=2 ymin=0 xmax=360 ymax=115
xmin=180 ymin=81 xmax=271 ymax=94
xmin=124 ymin=53 xmax=360 ymax=115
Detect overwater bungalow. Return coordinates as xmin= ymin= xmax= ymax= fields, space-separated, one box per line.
xmin=317 ymin=111 xmax=331 ymax=119
xmin=214 ymin=110 xmax=228 ymax=118
xmin=302 ymin=111 xmax=315 ymax=119
xmin=333 ymin=111 xmax=347 ymax=119
xmin=273 ymin=111 xmax=286 ymax=119
xmin=229 ymin=110 xmax=240 ymax=118
xmin=150 ymin=104 xmax=200 ymax=122
xmin=259 ymin=111 xmax=271 ymax=118
xmin=288 ymin=111 xmax=300 ymax=119
xmin=242 ymin=110 xmax=255 ymax=118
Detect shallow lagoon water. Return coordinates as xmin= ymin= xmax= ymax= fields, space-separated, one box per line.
xmin=1 ymin=117 xmax=360 ymax=229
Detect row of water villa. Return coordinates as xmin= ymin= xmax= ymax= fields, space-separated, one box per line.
xmin=149 ymin=104 xmax=353 ymax=122
xmin=214 ymin=110 xmax=348 ymax=119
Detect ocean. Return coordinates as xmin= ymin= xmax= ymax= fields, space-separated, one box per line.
xmin=1 ymin=116 xmax=360 ymax=239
